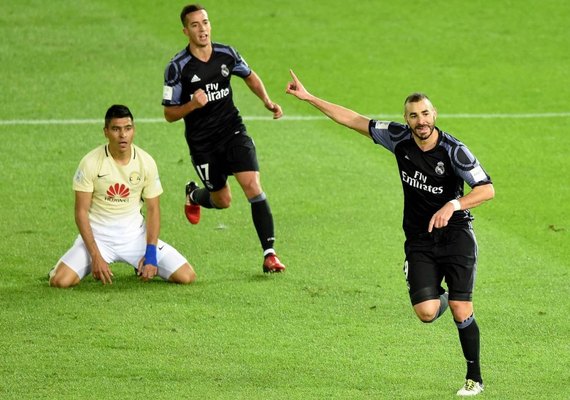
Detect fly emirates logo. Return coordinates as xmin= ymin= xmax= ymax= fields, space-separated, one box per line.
xmin=401 ymin=170 xmax=443 ymax=194
xmin=203 ymin=83 xmax=229 ymax=102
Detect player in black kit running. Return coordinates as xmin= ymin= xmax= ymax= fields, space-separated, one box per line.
xmin=162 ymin=4 xmax=285 ymax=273
xmin=286 ymin=70 xmax=494 ymax=397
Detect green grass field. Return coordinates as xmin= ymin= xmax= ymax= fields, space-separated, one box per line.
xmin=1 ymin=1 xmax=568 ymax=399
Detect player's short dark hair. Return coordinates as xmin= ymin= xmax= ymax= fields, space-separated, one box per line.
xmin=180 ymin=4 xmax=206 ymax=26
xmin=404 ymin=92 xmax=431 ymax=105
xmin=104 ymin=105 xmax=133 ymax=127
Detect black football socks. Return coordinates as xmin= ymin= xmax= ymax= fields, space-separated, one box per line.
xmin=249 ymin=193 xmax=275 ymax=255
xmin=456 ymin=313 xmax=482 ymax=384
xmin=435 ymin=292 xmax=449 ymax=319
xmin=191 ymin=187 xmax=217 ymax=209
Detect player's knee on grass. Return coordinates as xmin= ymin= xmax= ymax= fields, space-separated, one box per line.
xmin=49 ymin=263 xmax=81 ymax=288
xmin=168 ymin=263 xmax=196 ymax=284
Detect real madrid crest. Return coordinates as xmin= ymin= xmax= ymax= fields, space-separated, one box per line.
xmin=435 ymin=161 xmax=445 ymax=176
xmin=221 ymin=64 xmax=229 ymax=77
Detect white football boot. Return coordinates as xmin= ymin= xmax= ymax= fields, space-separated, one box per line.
xmin=457 ymin=379 xmax=484 ymax=396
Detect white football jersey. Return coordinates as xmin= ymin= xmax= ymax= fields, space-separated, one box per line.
xmin=72 ymin=144 xmax=163 ymax=237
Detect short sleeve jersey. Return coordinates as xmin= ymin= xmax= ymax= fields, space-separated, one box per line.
xmin=73 ymin=144 xmax=163 ymax=236
xmin=369 ymin=121 xmax=492 ymax=238
xmin=162 ymin=43 xmax=252 ymax=152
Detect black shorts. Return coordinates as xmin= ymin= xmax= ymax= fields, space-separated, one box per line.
xmin=190 ymin=132 xmax=259 ymax=192
xmin=403 ymin=226 xmax=478 ymax=305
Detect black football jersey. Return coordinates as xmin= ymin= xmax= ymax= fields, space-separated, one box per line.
xmin=162 ymin=43 xmax=251 ymax=152
xmin=369 ymin=120 xmax=492 ymax=238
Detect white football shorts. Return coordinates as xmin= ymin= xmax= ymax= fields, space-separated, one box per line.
xmin=56 ymin=229 xmax=188 ymax=281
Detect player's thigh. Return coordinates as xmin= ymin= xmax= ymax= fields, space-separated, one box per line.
xmin=57 ymin=235 xmax=113 ymax=280
xmin=404 ymin=240 xmax=445 ymax=305
xmin=442 ymin=228 xmax=478 ymax=302
xmin=120 ymin=236 xmax=189 ymax=282
xmin=156 ymin=240 xmax=191 ymax=281
xmin=116 ymin=230 xmax=146 ymax=270
xmin=225 ymin=133 xmax=259 ymax=174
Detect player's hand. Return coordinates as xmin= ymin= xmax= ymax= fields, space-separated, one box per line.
xmin=286 ymin=69 xmax=311 ymax=100
xmin=191 ymin=89 xmax=208 ymax=109
xmin=428 ymin=202 xmax=456 ymax=232
xmin=137 ymin=258 xmax=158 ymax=282
xmin=91 ymin=255 xmax=113 ymax=285
xmin=265 ymin=101 xmax=283 ymax=119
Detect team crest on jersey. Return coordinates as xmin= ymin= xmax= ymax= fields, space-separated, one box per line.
xmin=129 ymin=172 xmax=141 ymax=185
xmin=435 ymin=161 xmax=445 ymax=176
xmin=221 ymin=64 xmax=230 ymax=77
xmin=74 ymin=169 xmax=84 ymax=183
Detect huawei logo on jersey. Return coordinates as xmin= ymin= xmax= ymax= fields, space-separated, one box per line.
xmin=105 ymin=183 xmax=130 ymax=203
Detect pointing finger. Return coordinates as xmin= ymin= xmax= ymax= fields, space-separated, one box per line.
xmin=289 ymin=69 xmax=299 ymax=83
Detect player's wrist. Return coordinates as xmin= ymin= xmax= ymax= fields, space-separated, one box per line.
xmin=145 ymin=244 xmax=158 ymax=266
xmin=449 ymin=199 xmax=461 ymax=211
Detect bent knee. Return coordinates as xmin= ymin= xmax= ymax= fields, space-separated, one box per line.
xmin=49 ymin=273 xmax=79 ymax=288
xmin=413 ymin=300 xmax=440 ymax=323
xmin=417 ymin=311 xmax=438 ymax=323
xmin=215 ymin=199 xmax=231 ymax=209
xmin=49 ymin=263 xmax=80 ymax=288
xmin=211 ymin=193 xmax=232 ymax=209
xmin=178 ymin=270 xmax=197 ymax=284
xmin=169 ymin=264 xmax=197 ymax=284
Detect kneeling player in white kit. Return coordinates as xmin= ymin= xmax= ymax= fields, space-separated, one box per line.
xmin=50 ymin=104 xmax=196 ymax=287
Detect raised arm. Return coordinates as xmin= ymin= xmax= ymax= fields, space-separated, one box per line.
xmin=244 ymin=70 xmax=283 ymax=119
xmin=285 ymin=69 xmax=371 ymax=137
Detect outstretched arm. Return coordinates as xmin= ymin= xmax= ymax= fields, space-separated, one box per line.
xmin=285 ymin=69 xmax=371 ymax=137
xmin=244 ymin=70 xmax=283 ymax=119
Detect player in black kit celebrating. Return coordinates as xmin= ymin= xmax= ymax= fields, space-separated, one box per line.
xmin=286 ymin=70 xmax=494 ymax=397
xmin=162 ymin=4 xmax=285 ymax=273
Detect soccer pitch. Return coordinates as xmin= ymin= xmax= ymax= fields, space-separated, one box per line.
xmin=1 ymin=1 xmax=568 ymax=399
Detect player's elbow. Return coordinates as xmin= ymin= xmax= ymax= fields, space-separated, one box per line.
xmin=485 ymin=183 xmax=495 ymax=201
xmin=163 ymin=108 xmax=179 ymax=123
xmin=163 ymin=111 xmax=176 ymax=123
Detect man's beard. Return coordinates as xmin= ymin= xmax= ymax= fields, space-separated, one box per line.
xmin=411 ymin=124 xmax=436 ymax=141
